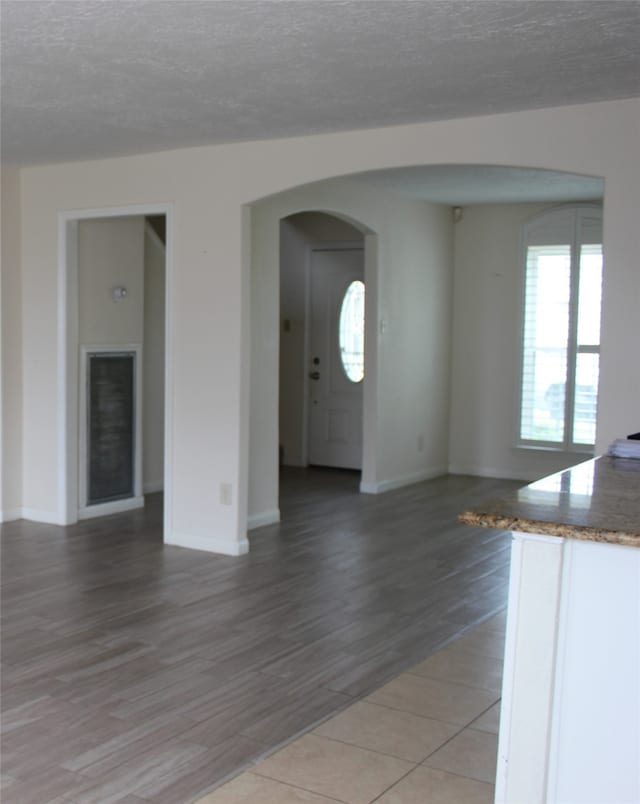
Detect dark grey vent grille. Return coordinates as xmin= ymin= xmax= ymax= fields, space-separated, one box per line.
xmin=87 ymin=353 xmax=135 ymax=505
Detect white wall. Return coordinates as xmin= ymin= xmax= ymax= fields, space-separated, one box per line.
xmin=9 ymin=98 xmax=640 ymax=554
xmin=78 ymin=216 xmax=145 ymax=344
xmin=143 ymin=223 xmax=166 ymax=493
xmin=375 ymin=197 xmax=453 ymax=491
xmin=250 ymin=178 xmax=454 ymax=523
xmin=0 ymin=167 xmax=23 ymax=520
xmin=448 ymin=202 xmax=603 ymax=481
xmin=279 ymin=212 xmax=363 ymax=467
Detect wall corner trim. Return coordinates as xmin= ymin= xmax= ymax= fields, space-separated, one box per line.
xmin=165 ymin=531 xmax=250 ymax=556
xmin=360 ymin=466 xmax=448 ymax=494
xmin=19 ymin=508 xmax=65 ymax=525
xmin=248 ymin=509 xmax=281 ymax=530
xmin=143 ymin=481 xmax=164 ymax=495
xmin=448 ymin=464 xmax=533 ymax=482
xmin=0 ymin=509 xmax=23 ymax=523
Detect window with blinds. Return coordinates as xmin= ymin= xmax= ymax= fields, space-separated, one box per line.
xmin=519 ymin=206 xmax=603 ymax=450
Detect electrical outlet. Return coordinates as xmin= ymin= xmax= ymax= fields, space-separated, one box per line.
xmin=220 ymin=482 xmax=232 ymax=506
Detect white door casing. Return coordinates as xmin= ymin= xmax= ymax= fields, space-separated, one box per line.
xmin=58 ymin=203 xmax=174 ymax=533
xmin=308 ymin=247 xmax=364 ymax=470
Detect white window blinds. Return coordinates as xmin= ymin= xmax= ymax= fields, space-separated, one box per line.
xmin=519 ymin=207 xmax=603 ymax=450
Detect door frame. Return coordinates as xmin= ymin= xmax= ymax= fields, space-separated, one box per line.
xmin=303 ymin=240 xmax=364 ymax=468
xmin=57 ymin=202 xmax=173 ymax=530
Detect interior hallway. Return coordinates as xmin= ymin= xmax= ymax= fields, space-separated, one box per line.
xmin=1 ymin=469 xmax=520 ymax=803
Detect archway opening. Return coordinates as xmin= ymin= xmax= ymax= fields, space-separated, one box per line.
xmin=247 ymin=165 xmax=604 ymax=540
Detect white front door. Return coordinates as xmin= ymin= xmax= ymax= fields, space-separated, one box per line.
xmin=308 ymin=247 xmax=364 ymax=470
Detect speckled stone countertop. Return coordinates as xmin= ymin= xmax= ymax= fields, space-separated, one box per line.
xmin=459 ymin=456 xmax=640 ymax=547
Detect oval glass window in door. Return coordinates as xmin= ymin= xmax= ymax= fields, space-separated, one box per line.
xmin=339 ymin=280 xmax=365 ymax=383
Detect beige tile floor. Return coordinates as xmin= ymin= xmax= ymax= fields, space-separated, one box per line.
xmin=196 ymin=611 xmax=505 ymax=803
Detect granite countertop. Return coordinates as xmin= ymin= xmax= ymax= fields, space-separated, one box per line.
xmin=459 ymin=455 xmax=640 ymax=547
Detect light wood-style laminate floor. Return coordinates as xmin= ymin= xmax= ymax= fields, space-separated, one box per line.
xmin=1 ymin=468 xmax=520 ymax=803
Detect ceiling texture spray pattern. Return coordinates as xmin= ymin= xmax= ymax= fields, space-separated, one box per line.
xmin=2 ymin=0 xmax=640 ymax=166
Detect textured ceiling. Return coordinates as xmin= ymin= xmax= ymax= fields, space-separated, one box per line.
xmin=2 ymin=0 xmax=639 ymax=168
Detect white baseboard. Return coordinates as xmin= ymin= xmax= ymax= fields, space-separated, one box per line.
xmin=19 ymin=508 xmax=64 ymax=524
xmin=248 ymin=509 xmax=281 ymax=530
xmin=143 ymin=481 xmax=164 ymax=495
xmin=360 ymin=466 xmax=447 ymax=494
xmin=0 ymin=508 xmax=22 ymax=523
xmin=164 ymin=530 xmax=249 ymax=556
xmin=448 ymin=464 xmax=531 ymax=482
xmin=78 ymin=496 xmax=145 ymax=520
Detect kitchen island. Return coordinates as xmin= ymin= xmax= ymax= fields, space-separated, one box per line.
xmin=460 ymin=456 xmax=640 ymax=804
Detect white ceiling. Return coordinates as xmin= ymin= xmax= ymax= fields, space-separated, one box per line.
xmin=2 ymin=0 xmax=639 ymax=169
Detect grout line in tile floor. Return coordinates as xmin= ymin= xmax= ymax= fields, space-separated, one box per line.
xmin=196 ymin=610 xmax=504 ymax=803
xmin=302 ymin=696 xmax=499 ymax=768
xmin=369 ymin=762 xmax=431 ymax=804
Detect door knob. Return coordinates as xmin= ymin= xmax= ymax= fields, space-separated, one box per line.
xmin=309 ymin=371 xmax=320 ymax=380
